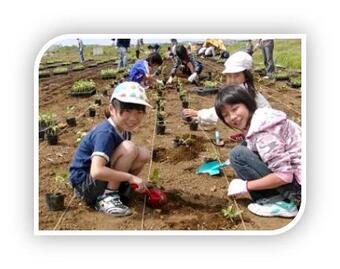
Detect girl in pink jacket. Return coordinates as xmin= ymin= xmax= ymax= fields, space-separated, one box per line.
xmin=215 ymin=85 xmax=301 ymax=218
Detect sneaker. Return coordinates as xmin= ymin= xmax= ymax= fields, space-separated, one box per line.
xmin=95 ymin=193 xmax=132 ymax=217
xmin=248 ymin=200 xmax=298 ymax=218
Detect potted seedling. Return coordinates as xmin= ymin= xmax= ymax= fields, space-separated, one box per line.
xmin=88 ymin=104 xmax=97 ymax=117
xmin=172 ymin=134 xmax=194 ymax=148
xmin=101 ymin=68 xmax=117 ymax=79
xmin=156 ymin=120 xmax=166 ymax=135
xmin=45 ymin=171 xmax=69 ymax=211
xmin=182 ymin=99 xmax=189 ymax=109
xmin=189 ymin=119 xmax=199 ymax=131
xmin=157 ymin=111 xmax=166 ymax=123
xmin=39 ymin=112 xmax=57 ymax=140
xmin=94 ymin=95 xmax=102 ymax=105
xmin=66 ymin=105 xmax=76 ymax=127
xmin=46 ymin=124 xmax=59 ymax=145
xmin=70 ymin=79 xmax=96 ymax=97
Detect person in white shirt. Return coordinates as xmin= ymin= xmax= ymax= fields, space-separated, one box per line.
xmin=182 ymin=51 xmax=271 ymax=127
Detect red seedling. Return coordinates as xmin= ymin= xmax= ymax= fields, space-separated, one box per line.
xmin=131 ymin=184 xmax=167 ymax=208
xmin=146 ymin=187 xmax=167 ymax=208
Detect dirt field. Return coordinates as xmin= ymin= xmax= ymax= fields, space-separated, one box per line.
xmin=38 ymin=57 xmax=301 ymax=231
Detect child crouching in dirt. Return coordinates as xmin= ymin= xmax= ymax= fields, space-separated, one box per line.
xmin=128 ymin=52 xmax=163 ymax=87
xmin=69 ymin=82 xmax=151 ymax=217
xmin=215 ymin=85 xmax=301 ymax=218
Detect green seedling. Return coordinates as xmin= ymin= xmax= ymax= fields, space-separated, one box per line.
xmin=221 ymin=205 xmax=243 ymax=223
xmin=149 ymin=168 xmax=162 ymax=188
xmin=71 ymin=80 xmax=96 ymax=93
xmin=203 ymin=81 xmax=218 ymax=88
xmin=76 ymin=131 xmax=87 ymax=144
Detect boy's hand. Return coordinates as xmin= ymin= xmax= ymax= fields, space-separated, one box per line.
xmin=166 ymin=76 xmax=173 ymax=84
xmin=129 ymin=175 xmax=148 ymax=193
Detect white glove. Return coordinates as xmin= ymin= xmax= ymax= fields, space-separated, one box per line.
xmin=156 ymin=79 xmax=164 ymax=86
xmin=188 ymin=72 xmax=198 ymax=83
xmin=166 ymin=76 xmax=173 ymax=84
xmin=227 ymin=179 xmax=248 ymax=196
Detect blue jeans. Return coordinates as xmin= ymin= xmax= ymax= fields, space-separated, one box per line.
xmin=229 ymin=145 xmax=301 ymax=205
xmin=261 ymin=39 xmax=275 ymax=76
xmin=118 ymin=47 xmax=127 ymax=68
xmin=79 ymin=49 xmax=84 ymax=63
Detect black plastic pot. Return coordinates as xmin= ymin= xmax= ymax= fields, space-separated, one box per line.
xmin=179 ymin=95 xmax=185 ymax=101
xmin=172 ymin=138 xmax=181 ymax=148
xmin=89 ymin=108 xmax=96 ymax=117
xmin=102 ymin=89 xmax=108 ymax=96
xmin=95 ymin=98 xmax=102 ymax=105
xmin=47 ymin=134 xmax=58 ymax=145
xmin=189 ymin=120 xmax=198 ymax=131
xmin=66 ymin=117 xmax=76 ymax=127
xmin=196 ymin=88 xmax=219 ymax=96
xmin=182 ymin=100 xmax=189 ymax=108
xmin=69 ymin=88 xmax=96 ymax=97
xmin=181 ymin=112 xmax=192 ymax=122
xmin=45 ymin=193 xmax=65 ymax=211
xmin=156 ymin=124 xmax=166 ymax=135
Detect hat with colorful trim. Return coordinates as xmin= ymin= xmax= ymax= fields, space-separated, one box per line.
xmin=110 ymin=81 xmax=152 ymax=108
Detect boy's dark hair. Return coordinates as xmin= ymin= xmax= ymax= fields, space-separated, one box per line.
xmin=243 ymin=69 xmax=257 ymax=99
xmin=175 ymin=45 xmax=189 ymax=61
xmin=215 ymin=85 xmax=257 ymax=128
xmin=146 ymin=52 xmax=163 ymax=66
xmin=111 ymin=98 xmax=146 ymax=114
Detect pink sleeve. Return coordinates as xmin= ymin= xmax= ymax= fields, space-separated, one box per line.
xmin=255 ymin=133 xmax=294 ymax=183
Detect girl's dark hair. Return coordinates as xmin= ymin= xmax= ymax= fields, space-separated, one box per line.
xmin=243 ymin=69 xmax=257 ymax=99
xmin=146 ymin=52 xmax=163 ymax=66
xmin=175 ymin=45 xmax=189 ymax=61
xmin=111 ymin=98 xmax=146 ymax=114
xmin=215 ymin=85 xmax=257 ymax=128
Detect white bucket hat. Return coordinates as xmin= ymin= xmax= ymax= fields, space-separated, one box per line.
xmin=222 ymin=51 xmax=253 ymax=74
xmin=110 ymin=81 xmax=152 ymax=108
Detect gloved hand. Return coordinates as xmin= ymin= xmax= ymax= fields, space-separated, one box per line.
xmin=227 ymin=179 xmax=248 ymax=196
xmin=156 ymin=79 xmax=164 ymax=86
xmin=188 ymin=72 xmax=198 ymax=83
xmin=166 ymin=76 xmax=173 ymax=84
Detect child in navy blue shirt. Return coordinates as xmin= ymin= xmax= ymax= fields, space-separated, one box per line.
xmin=128 ymin=52 xmax=163 ymax=87
xmin=69 ymin=82 xmax=151 ymax=217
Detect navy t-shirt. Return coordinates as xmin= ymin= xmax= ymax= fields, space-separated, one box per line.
xmin=69 ymin=119 xmax=131 ymax=185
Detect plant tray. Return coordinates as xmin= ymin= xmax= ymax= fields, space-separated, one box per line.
xmin=196 ymin=87 xmax=219 ymax=96
xmin=69 ymin=88 xmax=96 ymax=97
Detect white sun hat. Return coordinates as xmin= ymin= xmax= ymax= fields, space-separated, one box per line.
xmin=222 ymin=51 xmax=253 ymax=74
xmin=110 ymin=81 xmax=152 ymax=107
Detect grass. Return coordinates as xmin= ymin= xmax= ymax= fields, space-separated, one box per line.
xmin=226 ymin=39 xmax=301 ymax=71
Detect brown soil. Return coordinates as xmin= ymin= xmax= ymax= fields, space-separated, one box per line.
xmin=38 ymin=57 xmax=300 ymax=231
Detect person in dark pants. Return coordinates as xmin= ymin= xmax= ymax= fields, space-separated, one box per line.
xmin=77 ymin=38 xmax=85 ymax=63
xmin=116 ymin=39 xmax=131 ymax=68
xmin=255 ymin=39 xmax=275 ymax=78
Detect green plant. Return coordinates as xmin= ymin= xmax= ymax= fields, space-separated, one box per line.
xmin=203 ymin=147 xmax=220 ymax=162
xmin=101 ymin=68 xmax=117 ymax=79
xmin=203 ymin=81 xmax=218 ymax=88
xmin=55 ymin=171 xmax=70 ymax=189
xmin=39 ymin=70 xmax=50 ymax=78
xmin=72 ymin=64 xmax=85 ymax=71
xmin=76 ymin=131 xmax=87 ymax=144
xmin=53 ymin=67 xmax=68 ymax=75
xmin=48 ymin=124 xmax=59 ymax=136
xmin=39 ymin=112 xmax=57 ymax=127
xmin=149 ymin=168 xmax=162 ymax=188
xmin=66 ymin=105 xmax=76 ymax=114
xmin=221 ymin=205 xmax=243 ymax=222
xmin=71 ymin=80 xmax=96 ymax=93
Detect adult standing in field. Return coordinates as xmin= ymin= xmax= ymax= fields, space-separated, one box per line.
xmin=255 ymin=39 xmax=275 ymax=79
xmin=77 ymin=38 xmax=85 ymax=63
xmin=136 ymin=39 xmax=143 ymax=59
xmin=116 ymin=39 xmax=131 ymax=69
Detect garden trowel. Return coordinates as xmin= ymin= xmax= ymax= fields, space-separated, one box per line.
xmin=196 ymin=159 xmax=230 ymax=176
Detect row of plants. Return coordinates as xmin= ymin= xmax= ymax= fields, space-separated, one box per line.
xmin=70 ymin=79 xmax=96 ymax=96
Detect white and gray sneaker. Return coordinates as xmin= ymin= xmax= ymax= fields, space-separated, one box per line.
xmin=95 ymin=193 xmax=132 ymax=217
xmin=248 ymin=199 xmax=298 ymax=218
